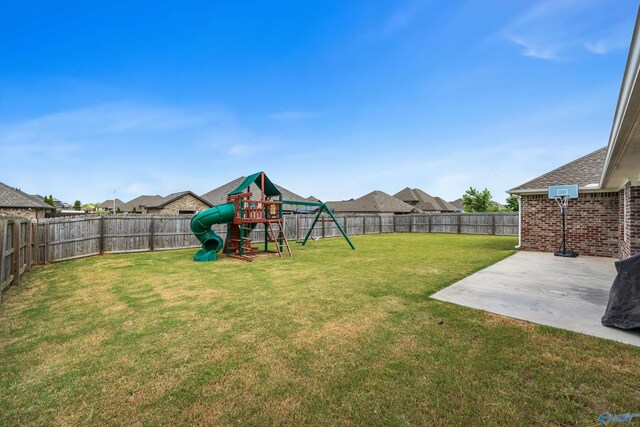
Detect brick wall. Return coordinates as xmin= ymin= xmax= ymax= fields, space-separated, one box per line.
xmin=619 ymin=183 xmax=640 ymax=259
xmin=146 ymin=194 xmax=210 ymax=215
xmin=0 ymin=207 xmax=48 ymax=220
xmin=520 ymin=192 xmax=620 ymax=258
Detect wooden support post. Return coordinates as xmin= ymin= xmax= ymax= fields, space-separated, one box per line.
xmin=362 ymin=215 xmax=366 ymax=235
xmin=99 ymin=216 xmax=105 ymax=254
xmin=379 ymin=215 xmax=383 ymax=233
xmin=409 ymin=215 xmax=413 ymax=233
xmin=457 ymin=214 xmax=462 ymax=234
xmin=12 ymin=220 xmax=20 ymax=286
xmin=44 ymin=222 xmax=49 ymax=264
xmin=393 ymin=215 xmax=396 ymax=233
xmin=149 ymin=216 xmax=155 ymax=251
xmin=296 ymin=214 xmax=300 ymax=241
xmin=491 ymin=214 xmax=496 ymax=235
xmin=26 ymin=221 xmax=32 ymax=272
xmin=31 ymin=222 xmax=37 ymax=267
xmin=322 ymin=215 xmax=326 ymax=238
xmin=428 ymin=215 xmax=432 ymax=233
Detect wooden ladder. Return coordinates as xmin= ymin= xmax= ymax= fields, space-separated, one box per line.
xmin=266 ymin=221 xmax=292 ymax=258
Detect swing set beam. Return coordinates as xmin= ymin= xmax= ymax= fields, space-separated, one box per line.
xmin=281 ymin=200 xmax=355 ymax=250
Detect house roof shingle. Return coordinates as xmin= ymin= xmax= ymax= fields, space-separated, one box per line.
xmin=0 ymin=182 xmax=53 ymax=210
xmin=98 ymin=198 xmax=125 ymax=209
xmin=449 ymin=198 xmax=464 ymax=210
xmin=147 ymin=191 xmax=212 ymax=209
xmin=509 ymin=147 xmax=607 ymax=194
xmin=327 ymin=190 xmax=421 ymax=214
xmin=394 ymin=187 xmax=457 ymax=212
xmin=121 ymin=195 xmax=164 ymax=212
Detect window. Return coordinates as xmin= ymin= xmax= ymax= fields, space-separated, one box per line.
xmin=179 ymin=210 xmax=196 ymax=215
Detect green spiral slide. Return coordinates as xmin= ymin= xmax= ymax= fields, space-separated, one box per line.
xmin=190 ymin=202 xmax=236 ymax=262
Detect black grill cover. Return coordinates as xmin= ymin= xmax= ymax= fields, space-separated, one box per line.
xmin=602 ymin=252 xmax=640 ymax=329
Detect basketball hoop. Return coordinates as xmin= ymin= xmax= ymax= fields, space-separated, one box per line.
xmin=548 ymin=185 xmax=579 ymax=258
xmin=554 ymin=195 xmax=569 ymax=212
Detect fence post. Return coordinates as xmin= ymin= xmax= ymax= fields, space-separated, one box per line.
xmin=457 ymin=214 xmax=462 ymax=234
xmin=12 ymin=220 xmax=20 ymax=286
xmin=428 ymin=215 xmax=432 ymax=233
xmin=491 ymin=214 xmax=496 ymax=235
xmin=322 ymin=215 xmax=326 ymax=238
xmin=379 ymin=215 xmax=383 ymax=233
xmin=31 ymin=222 xmax=37 ymax=268
xmin=409 ymin=215 xmax=413 ymax=233
xmin=149 ymin=216 xmax=155 ymax=251
xmin=393 ymin=215 xmax=396 ymax=233
xmin=44 ymin=222 xmax=49 ymax=264
xmin=296 ymin=214 xmax=300 ymax=241
xmin=99 ymin=216 xmax=105 ymax=254
xmin=26 ymin=221 xmax=31 ymax=272
xmin=362 ymin=215 xmax=366 ymax=235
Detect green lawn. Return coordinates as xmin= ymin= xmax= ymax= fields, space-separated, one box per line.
xmin=1 ymin=234 xmax=639 ymax=426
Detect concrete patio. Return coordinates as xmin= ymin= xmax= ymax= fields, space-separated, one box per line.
xmin=432 ymin=251 xmax=640 ymax=347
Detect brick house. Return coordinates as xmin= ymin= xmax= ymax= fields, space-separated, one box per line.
xmin=508 ymin=18 xmax=640 ymax=259
xmin=0 ymin=182 xmax=53 ymax=220
xmin=123 ymin=192 xmax=212 ymax=215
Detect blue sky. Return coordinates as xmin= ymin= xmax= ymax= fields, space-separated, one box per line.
xmin=0 ymin=0 xmax=637 ymax=204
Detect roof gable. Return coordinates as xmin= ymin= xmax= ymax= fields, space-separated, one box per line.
xmin=393 ymin=187 xmax=419 ymax=202
xmin=509 ymin=147 xmax=607 ymax=193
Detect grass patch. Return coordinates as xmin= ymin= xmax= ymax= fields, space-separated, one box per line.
xmin=0 ymin=233 xmax=638 ymax=425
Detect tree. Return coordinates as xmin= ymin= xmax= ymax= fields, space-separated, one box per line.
xmin=132 ymin=207 xmax=137 ymax=214
xmin=462 ymin=187 xmax=492 ymax=212
xmin=73 ymin=200 xmax=82 ymax=211
xmin=116 ymin=207 xmax=122 ymax=214
xmin=44 ymin=195 xmax=56 ymax=213
xmin=505 ymin=195 xmax=519 ymax=212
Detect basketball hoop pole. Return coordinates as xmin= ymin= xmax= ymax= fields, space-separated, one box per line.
xmin=554 ymin=196 xmax=578 ymax=258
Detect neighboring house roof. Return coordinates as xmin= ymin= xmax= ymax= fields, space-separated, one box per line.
xmin=121 ymin=195 xmax=164 ymax=212
xmin=0 ymin=182 xmax=53 ymax=210
xmin=449 ymin=198 xmax=464 ymax=210
xmin=98 ymin=198 xmax=125 ymax=209
xmin=394 ymin=187 xmax=457 ymax=211
xmin=145 ymin=191 xmax=212 ymax=209
xmin=201 ymin=177 xmax=247 ymax=206
xmin=509 ymin=147 xmax=607 ymax=194
xmin=433 ymin=196 xmax=458 ymax=212
xmin=306 ymin=196 xmax=321 ymax=203
xmin=201 ymin=176 xmax=308 ymax=206
xmin=327 ymin=190 xmax=422 ymax=214
xmin=394 ymin=187 xmax=420 ymax=204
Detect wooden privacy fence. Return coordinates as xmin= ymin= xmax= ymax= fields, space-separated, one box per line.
xmin=1 ymin=217 xmax=35 ymax=298
xmin=0 ymin=212 xmax=517 ymax=295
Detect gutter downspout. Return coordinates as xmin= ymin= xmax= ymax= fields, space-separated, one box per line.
xmin=515 ymin=195 xmax=522 ymax=249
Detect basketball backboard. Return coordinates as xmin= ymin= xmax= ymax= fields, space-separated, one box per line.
xmin=548 ymin=185 xmax=578 ymax=199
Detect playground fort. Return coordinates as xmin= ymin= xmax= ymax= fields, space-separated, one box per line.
xmin=190 ymin=172 xmax=354 ymax=262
